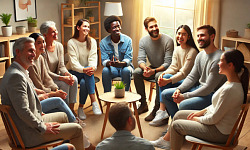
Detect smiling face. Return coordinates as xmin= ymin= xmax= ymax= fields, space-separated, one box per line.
xmin=146 ymin=20 xmax=160 ymax=38
xmin=109 ymin=21 xmax=121 ymax=37
xmin=17 ymin=42 xmax=36 ymax=69
xmin=34 ymin=36 xmax=45 ymax=57
xmin=197 ymin=29 xmax=212 ymax=48
xmin=45 ymin=26 xmax=58 ymax=41
xmin=176 ymin=28 xmax=189 ymax=46
xmin=218 ymin=53 xmax=229 ymax=75
xmin=77 ymin=21 xmax=90 ymax=36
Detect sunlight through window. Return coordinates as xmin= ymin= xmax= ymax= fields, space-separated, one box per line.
xmin=151 ymin=0 xmax=195 ymax=40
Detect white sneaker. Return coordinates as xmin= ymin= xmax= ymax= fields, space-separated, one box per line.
xmin=78 ymin=107 xmax=86 ymax=120
xmin=152 ymin=110 xmax=169 ymax=122
xmin=74 ymin=117 xmax=86 ymax=128
xmin=150 ymin=137 xmax=171 ymax=149
xmin=149 ymin=110 xmax=169 ymax=126
xmin=92 ymin=101 xmax=102 ymax=115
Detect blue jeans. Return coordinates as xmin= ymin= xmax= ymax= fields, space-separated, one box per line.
xmin=161 ymin=85 xmax=214 ymax=118
xmin=69 ymin=69 xmax=95 ymax=105
xmin=159 ymin=74 xmax=184 ymax=102
xmin=41 ymin=97 xmax=76 ymax=122
xmin=102 ymin=66 xmax=131 ymax=92
xmin=51 ymin=144 xmax=71 ymax=150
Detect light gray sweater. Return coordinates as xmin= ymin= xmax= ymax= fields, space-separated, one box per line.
xmin=177 ymin=49 xmax=226 ymax=99
xmin=199 ymin=82 xmax=243 ymax=134
xmin=138 ymin=34 xmax=174 ymax=69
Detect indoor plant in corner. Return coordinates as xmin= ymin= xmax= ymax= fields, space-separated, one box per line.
xmin=27 ymin=17 xmax=37 ymax=33
xmin=244 ymin=23 xmax=250 ymax=39
xmin=114 ymin=81 xmax=126 ymax=98
xmin=0 ymin=13 xmax=12 ymax=37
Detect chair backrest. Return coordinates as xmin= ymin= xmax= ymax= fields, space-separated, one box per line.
xmin=0 ymin=104 xmax=26 ymax=148
xmin=225 ymin=103 xmax=249 ymax=147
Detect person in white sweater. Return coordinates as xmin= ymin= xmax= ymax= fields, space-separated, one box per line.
xmin=149 ymin=25 xmax=199 ymax=126
xmin=66 ymin=19 xmax=102 ymax=120
xmin=150 ymin=49 xmax=249 ymax=150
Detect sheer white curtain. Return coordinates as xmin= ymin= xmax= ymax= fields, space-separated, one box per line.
xmin=194 ymin=0 xmax=221 ymax=48
xmin=130 ymin=0 xmax=151 ymax=68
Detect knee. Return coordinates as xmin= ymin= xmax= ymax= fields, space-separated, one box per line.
xmin=179 ymin=101 xmax=191 ymax=110
xmin=122 ymin=67 xmax=130 ymax=76
xmin=163 ymin=74 xmax=172 ymax=79
xmin=161 ymin=89 xmax=173 ymax=102
xmin=173 ymin=111 xmax=182 ymax=120
xmin=133 ymin=68 xmax=143 ymax=77
xmin=102 ymin=67 xmax=110 ymax=75
xmin=155 ymin=72 xmax=162 ymax=80
xmin=73 ymin=75 xmax=78 ymax=84
xmin=80 ymin=79 xmax=86 ymax=86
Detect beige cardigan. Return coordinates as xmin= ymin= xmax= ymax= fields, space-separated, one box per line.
xmin=28 ymin=55 xmax=58 ymax=92
xmin=163 ymin=46 xmax=198 ymax=83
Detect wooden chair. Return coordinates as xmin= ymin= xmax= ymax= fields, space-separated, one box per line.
xmin=145 ymin=79 xmax=156 ymax=102
xmin=185 ymin=103 xmax=249 ymax=150
xmin=0 ymin=104 xmax=64 ymax=150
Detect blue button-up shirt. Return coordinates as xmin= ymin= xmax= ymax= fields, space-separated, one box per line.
xmin=100 ymin=33 xmax=133 ymax=68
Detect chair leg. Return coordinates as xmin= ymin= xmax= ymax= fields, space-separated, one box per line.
xmin=197 ymin=145 xmax=203 ymax=150
xmin=148 ymin=82 xmax=155 ymax=102
xmin=95 ymin=83 xmax=103 ymax=113
xmin=191 ymin=144 xmax=197 ymax=150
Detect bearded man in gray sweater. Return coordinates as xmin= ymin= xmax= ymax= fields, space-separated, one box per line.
xmin=133 ymin=17 xmax=174 ymax=122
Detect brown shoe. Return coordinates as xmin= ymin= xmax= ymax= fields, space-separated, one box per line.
xmin=137 ymin=104 xmax=148 ymax=115
xmin=144 ymin=108 xmax=157 ymax=121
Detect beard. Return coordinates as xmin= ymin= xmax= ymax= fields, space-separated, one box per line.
xmin=148 ymin=29 xmax=159 ymax=38
xmin=198 ymin=38 xmax=211 ymax=48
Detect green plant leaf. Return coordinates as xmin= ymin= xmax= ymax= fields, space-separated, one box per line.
xmin=0 ymin=13 xmax=12 ymax=26
xmin=247 ymin=23 xmax=250 ymax=29
xmin=114 ymin=81 xmax=126 ymax=89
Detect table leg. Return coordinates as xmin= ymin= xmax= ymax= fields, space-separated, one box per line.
xmin=132 ymin=102 xmax=143 ymax=138
xmin=101 ymin=102 xmax=111 ymax=140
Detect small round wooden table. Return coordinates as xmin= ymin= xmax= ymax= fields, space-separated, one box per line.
xmin=99 ymin=91 xmax=143 ymax=139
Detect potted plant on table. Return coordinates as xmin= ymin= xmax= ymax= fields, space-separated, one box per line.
xmin=27 ymin=17 xmax=37 ymax=33
xmin=0 ymin=13 xmax=12 ymax=37
xmin=244 ymin=23 xmax=250 ymax=39
xmin=114 ymin=81 xmax=126 ymax=98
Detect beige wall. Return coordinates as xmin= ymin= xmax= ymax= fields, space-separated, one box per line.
xmin=1 ymin=0 xmax=250 ymax=61
xmin=220 ymin=0 xmax=250 ymax=40
xmin=0 ymin=0 xmax=67 ymax=41
xmin=100 ymin=0 xmax=133 ymax=39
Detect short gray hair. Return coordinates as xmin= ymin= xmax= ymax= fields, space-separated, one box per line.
xmin=13 ymin=37 xmax=35 ymax=58
xmin=40 ymin=21 xmax=56 ymax=35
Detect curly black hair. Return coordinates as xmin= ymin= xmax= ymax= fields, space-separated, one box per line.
xmin=104 ymin=15 xmax=122 ymax=33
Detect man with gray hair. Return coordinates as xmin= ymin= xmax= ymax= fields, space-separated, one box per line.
xmin=96 ymin=102 xmax=155 ymax=150
xmin=0 ymin=37 xmax=84 ymax=149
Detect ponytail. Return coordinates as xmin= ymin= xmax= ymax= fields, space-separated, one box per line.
xmin=241 ymin=66 xmax=249 ymax=103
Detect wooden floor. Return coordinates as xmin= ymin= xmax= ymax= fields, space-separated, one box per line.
xmin=0 ymin=67 xmax=249 ymax=150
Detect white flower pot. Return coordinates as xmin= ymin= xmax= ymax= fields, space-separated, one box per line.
xmin=115 ymin=88 xmax=125 ymax=98
xmin=244 ymin=28 xmax=250 ymax=39
xmin=1 ymin=26 xmax=12 ymax=37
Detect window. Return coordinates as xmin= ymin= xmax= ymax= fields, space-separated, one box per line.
xmin=151 ymin=0 xmax=195 ymax=39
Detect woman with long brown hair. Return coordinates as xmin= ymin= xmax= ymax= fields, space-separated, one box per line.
xmin=66 ymin=19 xmax=102 ymax=120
